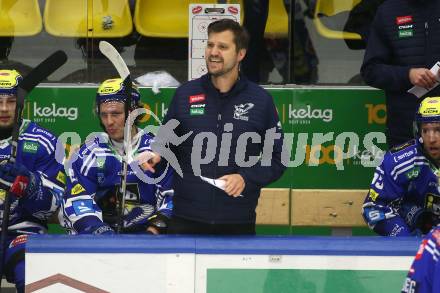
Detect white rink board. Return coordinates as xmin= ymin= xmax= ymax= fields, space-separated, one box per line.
xmin=194 ymin=254 xmax=413 ymax=293
xmin=26 ymin=253 xmax=194 ymax=293
xmin=25 ymin=235 xmax=419 ymax=293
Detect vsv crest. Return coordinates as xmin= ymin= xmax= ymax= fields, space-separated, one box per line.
xmin=233 ymin=103 xmax=254 ymax=121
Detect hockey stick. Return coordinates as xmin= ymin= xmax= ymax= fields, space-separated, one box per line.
xmin=0 ymin=50 xmax=68 ymax=291
xmin=99 ymin=41 xmax=132 ymax=234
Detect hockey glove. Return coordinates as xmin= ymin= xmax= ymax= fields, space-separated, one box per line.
xmin=0 ymin=161 xmax=43 ymax=199
xmin=91 ymin=224 xmax=115 ymax=235
xmin=362 ymin=202 xmax=396 ymax=228
xmin=399 ymin=203 xmax=435 ymax=234
xmin=123 ymin=204 xmax=154 ymax=226
xmin=147 ymin=212 xmax=169 ymax=234
xmin=73 ymin=216 xmax=115 ymax=235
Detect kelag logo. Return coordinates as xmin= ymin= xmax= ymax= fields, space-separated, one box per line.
xmin=31 ymin=102 xmax=78 ymax=123
xmin=366 ymin=104 xmax=386 ymax=124
xmin=286 ymin=104 xmax=333 ymax=124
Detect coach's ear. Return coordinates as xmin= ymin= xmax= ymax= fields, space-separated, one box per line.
xmin=238 ymin=48 xmax=246 ymax=63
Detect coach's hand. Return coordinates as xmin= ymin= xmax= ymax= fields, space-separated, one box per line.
xmin=136 ymin=151 xmax=161 ymax=173
xmin=409 ymin=68 xmax=438 ymax=89
xmin=218 ymin=174 xmax=245 ymax=197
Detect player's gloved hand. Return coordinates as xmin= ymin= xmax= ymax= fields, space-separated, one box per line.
xmin=91 ymin=224 xmax=115 ymax=235
xmin=0 ymin=161 xmax=42 ymax=199
xmin=123 ymin=204 xmax=155 ymax=228
xmin=147 ymin=212 xmax=169 ymax=234
xmin=399 ymin=203 xmax=435 ymax=234
xmin=362 ymin=202 xmax=396 ymax=228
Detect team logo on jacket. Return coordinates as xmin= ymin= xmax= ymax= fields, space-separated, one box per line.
xmin=190 ymin=103 xmax=205 ymax=115
xmin=396 ymin=15 xmax=414 ymax=38
xmin=233 ymin=103 xmax=254 ymax=121
xmin=189 ymin=94 xmax=206 ymax=115
xmin=189 ymin=94 xmax=205 ymax=103
xmin=396 ymin=15 xmax=413 ymax=25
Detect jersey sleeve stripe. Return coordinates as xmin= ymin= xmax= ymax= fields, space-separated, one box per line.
xmin=392 ymin=161 xmax=429 ymax=180
xmin=390 ymin=156 xmax=427 ymax=176
xmin=19 ymin=136 xmax=53 ymax=155
xmin=21 ymin=133 xmax=56 ymax=153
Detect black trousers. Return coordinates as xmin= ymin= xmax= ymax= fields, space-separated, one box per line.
xmin=167 ymin=216 xmax=256 ymax=235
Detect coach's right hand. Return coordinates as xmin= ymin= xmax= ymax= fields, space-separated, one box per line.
xmin=218 ymin=174 xmax=245 ymax=197
xmin=409 ymin=68 xmax=438 ymax=89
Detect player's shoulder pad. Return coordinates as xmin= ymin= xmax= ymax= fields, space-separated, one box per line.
xmin=389 ymin=139 xmax=417 ymax=154
xmin=20 ymin=120 xmax=58 ymax=155
xmin=24 ymin=120 xmax=57 ymax=142
xmin=382 ymin=140 xmax=426 ymax=177
xmin=386 ymin=139 xmax=419 ymax=164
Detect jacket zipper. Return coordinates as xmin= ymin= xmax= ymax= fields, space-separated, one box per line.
xmin=425 ymin=21 xmax=429 ymax=64
xmin=211 ymin=103 xmax=223 ymax=224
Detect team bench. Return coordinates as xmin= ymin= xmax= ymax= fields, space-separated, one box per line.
xmin=256 ymin=189 xmax=369 ymax=236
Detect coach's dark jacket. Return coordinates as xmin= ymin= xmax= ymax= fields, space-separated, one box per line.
xmin=361 ymin=0 xmax=440 ymax=147
xmin=161 ymin=73 xmax=286 ymax=224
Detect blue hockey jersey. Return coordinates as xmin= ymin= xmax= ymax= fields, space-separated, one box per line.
xmin=402 ymin=226 xmax=440 ymax=293
xmin=0 ymin=119 xmax=64 ymax=234
xmin=61 ymin=130 xmax=173 ymax=234
xmin=363 ymin=140 xmax=440 ymax=236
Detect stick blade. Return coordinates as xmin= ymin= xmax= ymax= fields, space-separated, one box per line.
xmin=99 ymin=41 xmax=130 ymax=79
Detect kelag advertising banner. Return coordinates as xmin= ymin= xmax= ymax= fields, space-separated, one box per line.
xmin=26 ymin=86 xmax=386 ymax=189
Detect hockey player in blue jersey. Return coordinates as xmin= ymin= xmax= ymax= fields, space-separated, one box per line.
xmin=61 ymin=78 xmax=173 ymax=235
xmin=0 ymin=69 xmax=65 ymax=293
xmin=363 ymin=96 xmax=440 ymax=236
xmin=402 ymin=226 xmax=440 ymax=293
